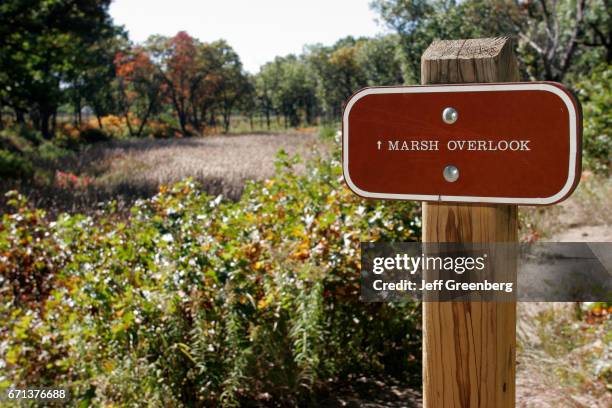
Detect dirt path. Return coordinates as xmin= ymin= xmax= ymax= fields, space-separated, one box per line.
xmin=316 ymin=377 xmax=422 ymax=408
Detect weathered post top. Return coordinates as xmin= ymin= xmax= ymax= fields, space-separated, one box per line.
xmin=421 ymin=37 xmax=520 ymax=83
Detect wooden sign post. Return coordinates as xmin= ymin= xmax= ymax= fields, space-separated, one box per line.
xmin=342 ymin=37 xmax=582 ymax=407
xmin=420 ymin=38 xmax=519 ymax=408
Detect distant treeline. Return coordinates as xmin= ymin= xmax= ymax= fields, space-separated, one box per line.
xmin=0 ymin=0 xmax=610 ymax=139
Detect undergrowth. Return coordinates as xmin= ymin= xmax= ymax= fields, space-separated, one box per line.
xmin=0 ymin=151 xmax=422 ymax=406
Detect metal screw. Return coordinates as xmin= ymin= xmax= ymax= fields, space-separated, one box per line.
xmin=442 ymin=107 xmax=458 ymax=124
xmin=443 ymin=165 xmax=459 ymax=182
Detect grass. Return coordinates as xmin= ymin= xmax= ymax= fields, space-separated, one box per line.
xmin=519 ymin=172 xmax=612 ymax=241
xmin=0 ymin=129 xmax=332 ymax=216
xmin=516 ymin=302 xmax=611 ymax=407
xmin=202 ymin=114 xmax=320 ymax=136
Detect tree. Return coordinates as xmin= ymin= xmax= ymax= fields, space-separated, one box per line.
xmin=146 ymin=33 xmax=247 ymax=135
xmin=147 ymin=32 xmax=201 ymax=136
xmin=208 ymin=40 xmax=248 ymax=133
xmin=371 ymin=0 xmax=605 ymax=82
xmin=517 ymin=0 xmax=588 ymax=81
xmin=239 ymin=74 xmax=257 ymax=131
xmin=0 ymin=0 xmax=120 ymax=138
xmin=370 ymin=0 xmax=446 ymax=82
xmin=582 ymin=0 xmax=612 ymax=63
xmin=269 ymin=56 xmax=318 ymax=127
xmin=114 ymin=47 xmax=165 ymax=137
xmin=355 ymin=35 xmax=405 ymax=86
xmin=306 ymin=38 xmax=367 ymax=120
xmin=255 ymin=61 xmax=282 ymax=129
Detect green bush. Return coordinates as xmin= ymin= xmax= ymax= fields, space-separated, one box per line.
xmin=318 ymin=124 xmax=339 ymax=141
xmin=0 ymin=153 xmax=422 ymax=406
xmin=35 ymin=141 xmax=74 ymax=165
xmin=0 ymin=125 xmax=43 ymax=153
xmin=1 ymin=125 xmax=44 ymax=147
xmin=575 ymin=64 xmax=611 ymax=174
xmin=0 ymin=149 xmax=33 ymax=178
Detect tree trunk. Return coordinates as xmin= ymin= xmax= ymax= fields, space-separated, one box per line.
xmin=125 ymin=113 xmax=135 ymax=137
xmin=15 ymin=108 xmax=25 ymax=124
xmin=51 ymin=110 xmax=57 ymax=134
xmin=178 ymin=112 xmax=190 ymax=136
xmin=77 ymin=98 xmax=82 ymax=127
xmin=223 ymin=111 xmax=231 ymax=133
xmin=40 ymin=110 xmax=52 ymax=139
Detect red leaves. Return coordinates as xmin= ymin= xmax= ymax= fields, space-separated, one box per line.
xmin=55 ymin=170 xmax=93 ymax=190
xmin=114 ymin=48 xmax=155 ymax=82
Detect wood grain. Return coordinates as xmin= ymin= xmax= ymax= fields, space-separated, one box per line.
xmin=421 ymin=37 xmax=519 ymax=408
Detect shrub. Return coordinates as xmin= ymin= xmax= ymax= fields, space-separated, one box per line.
xmin=80 ymin=127 xmax=110 ymax=144
xmin=2 ymin=125 xmax=44 ymax=146
xmin=54 ymin=171 xmax=94 ymax=190
xmin=0 ymin=153 xmax=422 ymax=406
xmin=575 ymin=64 xmax=611 ymax=174
xmin=35 ymin=142 xmax=74 ymax=165
xmin=0 ymin=149 xmax=33 ymax=178
xmin=99 ymin=115 xmax=134 ymax=139
xmin=146 ymin=121 xmax=174 ymax=139
xmin=318 ymin=124 xmax=339 ymax=141
xmin=0 ymin=125 xmax=43 ymax=152
xmin=54 ymin=123 xmax=83 ymax=149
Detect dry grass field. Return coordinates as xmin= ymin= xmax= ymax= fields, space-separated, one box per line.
xmin=1 ymin=131 xmax=332 ymax=214
xmin=83 ymin=131 xmax=330 ymax=196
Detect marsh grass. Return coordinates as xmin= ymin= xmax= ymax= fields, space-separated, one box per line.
xmin=0 ymin=131 xmax=330 ymax=216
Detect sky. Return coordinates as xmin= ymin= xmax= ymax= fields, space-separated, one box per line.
xmin=109 ymin=0 xmax=384 ymax=73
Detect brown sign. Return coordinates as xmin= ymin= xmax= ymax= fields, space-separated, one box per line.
xmin=342 ymin=83 xmax=582 ymax=205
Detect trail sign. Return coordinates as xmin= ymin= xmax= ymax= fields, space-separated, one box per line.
xmin=342 ymin=82 xmax=582 ymax=205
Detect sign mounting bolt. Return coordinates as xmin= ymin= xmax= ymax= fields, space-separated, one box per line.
xmin=442 ymin=107 xmax=458 ymax=124
xmin=443 ymin=165 xmax=459 ymax=182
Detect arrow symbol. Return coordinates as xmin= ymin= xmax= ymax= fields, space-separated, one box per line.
xmin=377 ymin=140 xmax=382 ymax=150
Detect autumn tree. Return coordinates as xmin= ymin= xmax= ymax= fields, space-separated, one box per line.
xmin=145 ymin=33 xmax=247 ymax=135
xmin=147 ymin=32 xmax=201 ymax=136
xmin=114 ymin=48 xmax=165 ymax=137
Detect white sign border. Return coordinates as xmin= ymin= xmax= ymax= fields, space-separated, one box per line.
xmin=342 ymin=83 xmax=579 ymax=205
